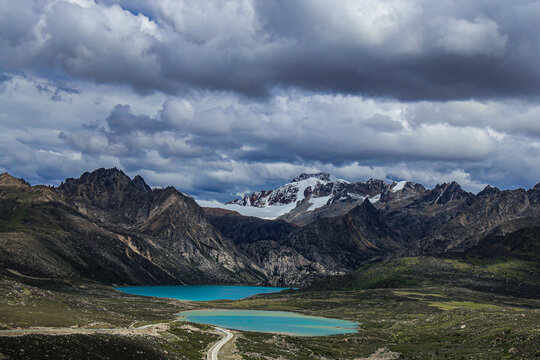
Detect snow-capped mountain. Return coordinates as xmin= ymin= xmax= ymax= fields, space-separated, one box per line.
xmin=198 ymin=173 xmax=426 ymax=220
xmin=226 ymin=172 xmax=334 ymax=207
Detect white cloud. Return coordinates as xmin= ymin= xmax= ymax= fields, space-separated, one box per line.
xmin=1 ymin=1 xmax=539 ymax=199
xmin=435 ymin=16 xmax=508 ymax=56
xmin=1 ymin=73 xmax=539 ymax=200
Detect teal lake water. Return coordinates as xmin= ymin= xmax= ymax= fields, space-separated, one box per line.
xmin=115 ymin=285 xmax=289 ymax=301
xmin=176 ymin=309 xmax=359 ymax=336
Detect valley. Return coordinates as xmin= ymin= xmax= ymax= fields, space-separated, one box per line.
xmin=0 ymin=169 xmax=539 ymax=359
xmin=2 ymin=0 xmax=539 ymax=358
xmin=0 ymin=265 xmax=538 ymax=359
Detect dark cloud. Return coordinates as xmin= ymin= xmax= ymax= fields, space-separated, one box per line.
xmin=106 ymin=104 xmax=169 ymax=133
xmin=34 ymin=80 xmax=81 ymax=101
xmin=0 ymin=74 xmax=12 ymax=84
xmin=51 ymin=85 xmax=80 ymax=101
xmin=0 ymin=1 xmax=539 ymax=100
xmin=362 ymin=114 xmax=403 ymax=132
xmin=0 ymin=73 xmax=12 ymax=93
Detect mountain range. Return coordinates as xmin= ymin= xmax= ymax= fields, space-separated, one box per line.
xmin=1 ymin=169 xmax=539 ymax=287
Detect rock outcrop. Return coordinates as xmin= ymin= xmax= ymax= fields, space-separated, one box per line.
xmin=1 ymin=169 xmax=264 ymax=285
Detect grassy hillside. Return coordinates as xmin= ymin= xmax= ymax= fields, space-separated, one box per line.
xmin=306 ymin=255 xmax=539 ymax=297
xmin=0 ymin=273 xmax=221 ymax=360
xmin=307 ymin=226 xmax=540 ymax=298
xmin=1 ymin=179 xmax=538 ymax=359
xmin=209 ymin=286 xmax=540 ymax=359
xmin=2 ymin=270 xmax=538 ymax=359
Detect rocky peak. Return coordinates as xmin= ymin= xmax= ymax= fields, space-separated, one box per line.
xmin=60 ymin=168 xmax=130 ymax=189
xmin=423 ymin=181 xmax=472 ymax=205
xmin=77 ymin=167 xmax=130 ymax=184
xmin=227 ymin=173 xmax=332 ymax=208
xmin=379 ymin=181 xmax=426 ymax=204
xmin=393 ymin=181 xmax=425 ymax=193
xmin=477 ymin=185 xmax=501 ymax=197
xmin=0 ymin=173 xmax=30 ymax=188
xmin=356 ymin=197 xmax=378 ymax=213
xmin=366 ymin=178 xmax=384 ymax=186
xmin=534 ymin=182 xmax=540 ymax=190
xmin=336 ymin=179 xmax=387 ymax=201
xmin=133 ymin=175 xmax=151 ymax=193
xmin=58 ymin=168 xmax=142 ymax=210
xmin=291 ymin=172 xmax=330 ymax=183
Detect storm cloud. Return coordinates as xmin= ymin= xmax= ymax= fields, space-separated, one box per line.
xmin=0 ymin=1 xmax=539 ymax=201
xmin=1 ymin=0 xmax=540 ymax=99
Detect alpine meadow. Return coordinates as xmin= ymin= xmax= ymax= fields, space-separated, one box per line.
xmin=0 ymin=1 xmax=539 ymax=359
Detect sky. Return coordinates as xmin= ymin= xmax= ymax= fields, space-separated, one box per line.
xmin=1 ymin=0 xmax=539 ymax=202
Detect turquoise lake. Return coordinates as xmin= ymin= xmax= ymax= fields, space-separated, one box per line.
xmin=116 ymin=285 xmax=358 ymax=336
xmin=115 ymin=285 xmax=289 ymax=301
xmin=176 ymin=309 xmax=359 ymax=336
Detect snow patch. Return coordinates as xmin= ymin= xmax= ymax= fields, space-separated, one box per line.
xmin=368 ymin=194 xmax=381 ymax=203
xmin=196 ymin=200 xmax=297 ymax=220
xmin=200 ymin=175 xmax=333 ymax=219
xmin=391 ymin=181 xmax=407 ymax=192
xmin=307 ymin=195 xmax=332 ymax=211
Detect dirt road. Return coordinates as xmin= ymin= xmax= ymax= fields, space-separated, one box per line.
xmin=207 ymin=327 xmax=233 ymax=360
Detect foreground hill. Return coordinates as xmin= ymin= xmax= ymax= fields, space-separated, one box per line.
xmin=0 ymin=170 xmax=263 ymax=285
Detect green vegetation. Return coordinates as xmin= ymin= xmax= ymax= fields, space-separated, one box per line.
xmin=0 ymin=275 xmax=217 ymax=359
xmin=209 ymin=287 xmax=539 ymax=359
xmin=0 ymin=200 xmax=65 ymax=233
xmin=0 ymin=276 xmax=191 ymax=329
xmin=0 ymin=201 xmax=29 ymax=232
xmin=0 ymin=253 xmax=538 ymax=359
xmin=0 ymin=333 xmax=171 ymax=360
xmin=199 ymin=253 xmax=539 ymax=359
xmin=307 ymin=255 xmax=539 ymax=298
xmin=0 ymin=324 xmax=219 ymax=360
xmin=163 ymin=323 xmax=220 ymax=359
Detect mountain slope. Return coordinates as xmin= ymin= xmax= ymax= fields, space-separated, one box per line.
xmin=415 ymin=184 xmax=540 ymax=253
xmin=0 ymin=169 xmax=264 ymax=285
xmin=206 ymin=173 xmax=428 ymax=225
xmin=203 ymin=210 xmax=324 ymax=286
xmin=207 ymin=173 xmax=540 ymax=285
xmin=287 ymin=200 xmax=403 ymax=269
xmin=205 ymin=200 xmax=406 ymax=286
xmin=2 ymin=169 xmax=539 ymax=287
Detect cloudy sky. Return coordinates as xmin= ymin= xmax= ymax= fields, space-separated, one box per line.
xmin=1 ymin=0 xmax=539 ymax=201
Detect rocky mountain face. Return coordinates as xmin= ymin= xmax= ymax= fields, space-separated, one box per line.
xmin=205 ymin=174 xmax=540 ymax=285
xmin=204 ymin=204 xmax=401 ymax=287
xmin=2 ymin=169 xmax=539 ymax=287
xmin=205 ymin=198 xmax=413 ymax=286
xmin=203 ymin=212 xmax=310 ymax=286
xmin=0 ymin=169 xmax=264 ymax=285
xmin=226 ymin=172 xmax=333 ymax=207
xmin=414 ymin=184 xmax=540 ymax=254
xmin=287 ymin=200 xmax=403 ymax=268
xmin=225 ymin=172 xmax=428 ymax=225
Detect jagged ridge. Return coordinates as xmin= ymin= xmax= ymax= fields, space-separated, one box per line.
xmin=1 ymin=168 xmax=265 ymax=285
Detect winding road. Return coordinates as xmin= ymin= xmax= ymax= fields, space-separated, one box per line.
xmin=0 ymin=324 xmax=235 ymax=360
xmin=207 ymin=327 xmax=233 ymax=360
